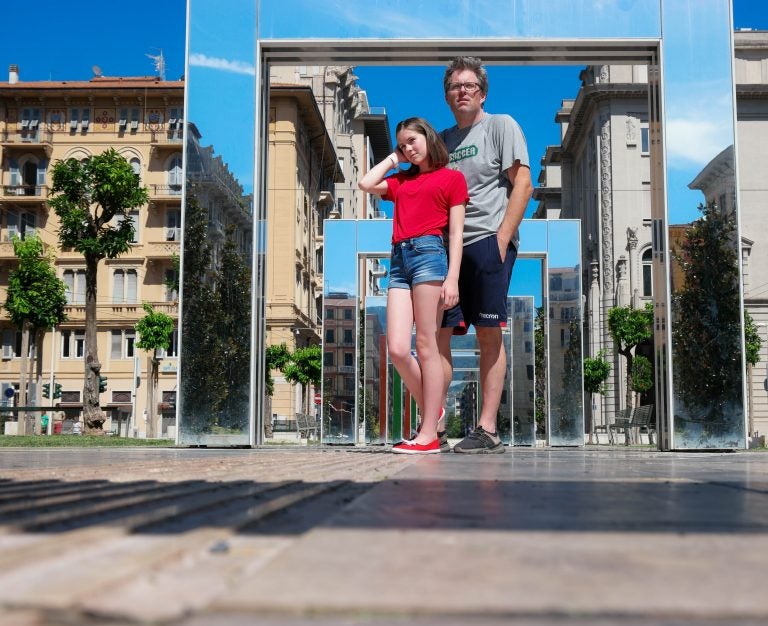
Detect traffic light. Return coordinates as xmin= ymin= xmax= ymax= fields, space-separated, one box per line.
xmin=98 ymin=376 xmax=108 ymax=393
xmin=42 ymin=383 xmax=50 ymax=399
xmin=53 ymin=383 xmax=62 ymax=399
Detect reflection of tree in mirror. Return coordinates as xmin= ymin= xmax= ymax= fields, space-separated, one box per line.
xmin=534 ymin=307 xmax=547 ymax=436
xmin=607 ymin=302 xmax=653 ymax=411
xmin=179 ymin=195 xmax=226 ymax=434
xmin=216 ymin=226 xmax=251 ymax=431
xmin=672 ymin=202 xmax=743 ymax=444
xmin=583 ymin=350 xmax=611 ymax=443
xmin=551 ymin=319 xmax=582 ymax=440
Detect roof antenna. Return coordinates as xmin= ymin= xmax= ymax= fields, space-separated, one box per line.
xmin=146 ymin=49 xmax=166 ymax=80
xmin=92 ymin=65 xmax=103 ymax=77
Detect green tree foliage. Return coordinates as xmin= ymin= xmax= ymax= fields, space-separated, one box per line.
xmin=179 ymin=196 xmax=226 ymax=434
xmin=744 ymin=310 xmax=762 ymax=367
xmin=607 ymin=302 xmax=653 ymax=410
xmin=672 ymin=203 xmax=743 ymax=432
xmin=551 ymin=320 xmax=583 ymax=440
xmin=583 ymin=350 xmax=611 ymax=443
xmin=583 ymin=351 xmax=611 ymax=395
xmin=49 ymin=149 xmax=148 ymax=431
xmin=534 ymin=306 xmax=547 ymax=434
xmin=5 ymin=236 xmax=68 ymax=435
xmin=136 ymin=303 xmax=175 ymax=438
xmin=216 ymin=228 xmax=251 ymax=430
xmin=265 ymin=344 xmax=291 ymax=397
xmin=630 ymin=354 xmax=653 ymax=395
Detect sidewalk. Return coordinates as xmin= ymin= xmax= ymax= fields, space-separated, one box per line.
xmin=1 ymin=446 xmax=767 ymax=625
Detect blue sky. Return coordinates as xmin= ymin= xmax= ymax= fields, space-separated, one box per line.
xmin=0 ymin=0 xmax=768 ymax=234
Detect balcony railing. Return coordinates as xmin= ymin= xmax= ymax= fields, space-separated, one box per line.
xmin=151 ymin=184 xmax=183 ymax=197
xmin=1 ymin=129 xmax=54 ymax=148
xmin=1 ymin=185 xmax=49 ymax=199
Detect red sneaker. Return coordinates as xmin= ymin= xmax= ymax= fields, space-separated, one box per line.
xmin=392 ymin=438 xmax=441 ymax=455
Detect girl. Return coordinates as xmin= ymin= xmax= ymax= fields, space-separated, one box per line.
xmin=358 ymin=117 xmax=467 ymax=454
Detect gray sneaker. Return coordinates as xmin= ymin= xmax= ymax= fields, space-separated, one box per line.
xmin=453 ymin=425 xmax=505 ymax=454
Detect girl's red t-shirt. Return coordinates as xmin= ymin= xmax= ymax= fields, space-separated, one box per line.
xmin=384 ymin=167 xmax=468 ymax=244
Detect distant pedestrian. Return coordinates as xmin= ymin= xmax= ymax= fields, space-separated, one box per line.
xmin=359 ymin=117 xmax=467 ymax=454
xmin=40 ymin=412 xmax=49 ymax=435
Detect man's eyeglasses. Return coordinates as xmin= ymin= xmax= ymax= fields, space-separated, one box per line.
xmin=447 ymin=81 xmax=482 ymax=94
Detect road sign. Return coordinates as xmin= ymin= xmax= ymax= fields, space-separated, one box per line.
xmin=4 ymin=387 xmax=15 ymax=398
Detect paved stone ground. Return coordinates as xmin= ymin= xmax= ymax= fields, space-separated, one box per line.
xmin=0 ymin=447 xmax=767 ymax=625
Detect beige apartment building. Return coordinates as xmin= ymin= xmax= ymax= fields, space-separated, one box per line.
xmin=0 ymin=66 xmax=183 ymax=436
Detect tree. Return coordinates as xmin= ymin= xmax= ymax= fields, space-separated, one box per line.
xmin=534 ymin=306 xmax=547 ymax=436
xmin=49 ymin=149 xmax=148 ymax=432
xmin=607 ymin=302 xmax=653 ymax=411
xmin=583 ymin=350 xmax=611 ymax=443
xmin=744 ymin=310 xmax=762 ymax=368
xmin=283 ymin=345 xmax=322 ymax=416
xmin=672 ymin=202 xmax=743 ymax=436
xmin=4 ymin=236 xmax=67 ymax=435
xmin=630 ymin=354 xmax=653 ymax=399
xmin=178 ymin=195 xmax=226 ymax=434
xmin=135 ymin=303 xmax=175 ymax=438
xmin=216 ymin=227 xmax=251 ymax=431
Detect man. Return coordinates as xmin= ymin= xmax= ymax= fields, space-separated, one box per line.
xmin=439 ymin=57 xmax=533 ymax=453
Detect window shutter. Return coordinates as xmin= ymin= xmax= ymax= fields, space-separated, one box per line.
xmin=126 ymin=270 xmax=138 ymax=303
xmin=75 ymin=270 xmax=86 ymax=304
xmin=37 ymin=160 xmax=47 ymax=186
xmin=2 ymin=330 xmax=14 ymax=359
xmin=6 ymin=212 xmax=18 ymax=241
xmin=113 ymin=270 xmax=124 ymax=304
xmin=9 ymin=159 xmax=19 ymax=186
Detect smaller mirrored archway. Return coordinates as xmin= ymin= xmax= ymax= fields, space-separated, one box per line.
xmin=322 ymin=218 xmax=583 ymax=447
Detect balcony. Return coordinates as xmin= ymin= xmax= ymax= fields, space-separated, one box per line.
xmin=1 ymin=185 xmax=49 ymax=202
xmin=150 ymin=128 xmax=184 ymax=155
xmin=62 ymin=301 xmax=177 ymax=323
xmin=1 ymin=129 xmax=54 ymax=156
xmin=144 ymin=239 xmax=180 ymax=260
xmin=150 ymin=184 xmax=183 ymax=198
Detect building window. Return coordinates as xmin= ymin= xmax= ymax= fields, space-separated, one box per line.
xmin=167 ymin=154 xmax=183 ymax=194
xmin=62 ymin=269 xmax=86 ymax=304
xmin=69 ymin=107 xmax=90 ymax=132
xmin=325 ymin=308 xmax=334 ymax=320
xmin=323 ymin=352 xmax=334 ymax=366
xmin=158 ymin=329 xmax=179 ymax=358
xmin=525 ymin=341 xmax=532 ymax=353
xmin=119 ymin=107 xmax=141 ymax=132
xmin=6 ymin=211 xmax=37 ymax=240
xmin=20 ymin=108 xmax=41 ymax=138
xmin=112 ymin=269 xmax=138 ymax=304
xmin=1 ymin=329 xmax=22 ymax=359
xmin=344 ymin=308 xmax=353 ymax=320
xmin=61 ymin=330 xmax=86 ymax=359
xmin=325 ymin=329 xmax=335 ymax=344
xmin=343 ymin=329 xmax=353 ymax=344
xmin=164 ymin=269 xmax=179 ymax=302
xmin=642 ymin=248 xmax=653 ymax=297
xmin=166 ymin=208 xmax=181 ymax=241
xmin=129 ymin=157 xmax=141 ymax=180
xmin=114 ymin=210 xmax=139 ymax=243
xmin=343 ymin=352 xmax=354 ymax=367
xmin=110 ymin=329 xmax=135 ymax=359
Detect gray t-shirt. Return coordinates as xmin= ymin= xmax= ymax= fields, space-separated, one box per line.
xmin=441 ymin=113 xmax=529 ymax=247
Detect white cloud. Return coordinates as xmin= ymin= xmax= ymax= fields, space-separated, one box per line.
xmin=189 ymin=53 xmax=255 ymax=76
xmin=667 ymin=116 xmax=733 ymax=168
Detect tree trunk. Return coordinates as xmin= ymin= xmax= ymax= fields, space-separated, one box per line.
xmin=146 ymin=353 xmax=158 ymax=438
xmin=18 ymin=323 xmax=30 ymax=436
xmin=83 ymin=255 xmax=104 ymax=432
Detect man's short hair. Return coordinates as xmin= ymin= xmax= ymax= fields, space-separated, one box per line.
xmin=443 ymin=56 xmax=489 ymax=95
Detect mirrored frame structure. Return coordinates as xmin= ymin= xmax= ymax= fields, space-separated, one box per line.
xmin=182 ymin=0 xmax=747 ymax=450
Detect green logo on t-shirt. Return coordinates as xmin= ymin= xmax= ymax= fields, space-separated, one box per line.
xmin=449 ymin=145 xmax=478 ymax=163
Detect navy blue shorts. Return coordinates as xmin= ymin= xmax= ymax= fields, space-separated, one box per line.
xmin=389 ymin=235 xmax=448 ymax=289
xmin=442 ymin=234 xmax=517 ymax=334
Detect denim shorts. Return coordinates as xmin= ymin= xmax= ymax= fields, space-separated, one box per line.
xmin=389 ymin=235 xmax=448 ymax=289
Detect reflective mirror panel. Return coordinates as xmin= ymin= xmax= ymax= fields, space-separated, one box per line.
xmin=662 ymin=0 xmax=746 ymax=448
xmin=180 ymin=0 xmax=255 ymax=445
xmin=510 ymin=297 xmax=536 ymax=446
xmin=258 ymin=0 xmax=660 ymax=39
xmin=547 ymin=220 xmax=584 ymax=446
xmin=363 ymin=295 xmax=387 ymax=444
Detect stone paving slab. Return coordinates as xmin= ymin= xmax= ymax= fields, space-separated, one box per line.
xmin=0 ymin=448 xmax=767 ymax=625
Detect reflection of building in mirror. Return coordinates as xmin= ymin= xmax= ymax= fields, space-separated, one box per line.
xmin=534 ymin=62 xmax=652 ymax=436
xmin=266 ymin=67 xmax=391 ymax=428
xmin=322 ymin=293 xmax=357 ymax=442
